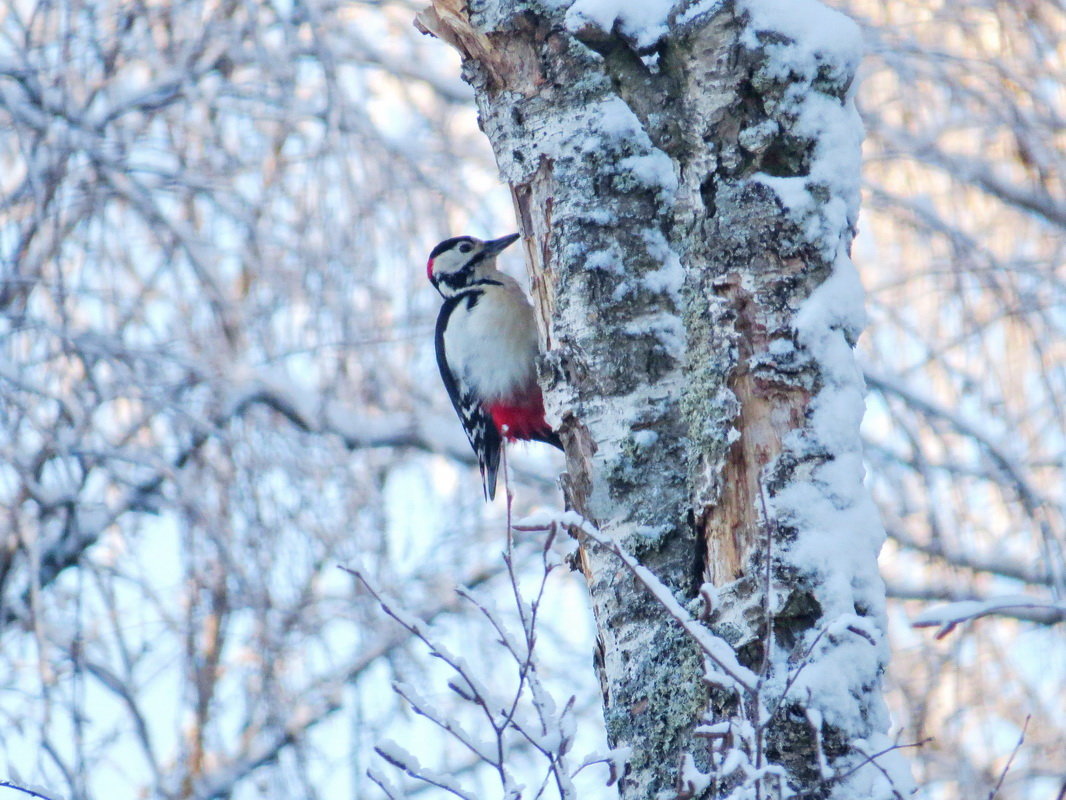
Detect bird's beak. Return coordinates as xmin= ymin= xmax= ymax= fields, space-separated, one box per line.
xmin=482 ymin=233 xmax=521 ymax=256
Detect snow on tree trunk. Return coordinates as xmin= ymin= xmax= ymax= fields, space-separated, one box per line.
xmin=417 ymin=0 xmax=910 ymax=797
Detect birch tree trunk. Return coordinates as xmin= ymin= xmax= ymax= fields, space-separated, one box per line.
xmin=417 ymin=1 xmax=909 ymax=797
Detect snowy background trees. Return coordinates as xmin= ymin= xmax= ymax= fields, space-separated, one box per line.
xmin=0 ymin=0 xmax=1062 ymax=798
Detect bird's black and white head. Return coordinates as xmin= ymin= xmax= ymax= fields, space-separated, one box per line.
xmin=426 ymin=233 xmax=520 ymax=297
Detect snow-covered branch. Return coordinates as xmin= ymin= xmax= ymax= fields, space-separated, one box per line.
xmin=344 ymin=537 xmax=615 ymax=798
xmin=895 ymin=587 xmax=1066 ymax=629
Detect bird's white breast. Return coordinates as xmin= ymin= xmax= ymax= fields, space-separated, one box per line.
xmin=445 ymin=275 xmax=539 ymax=403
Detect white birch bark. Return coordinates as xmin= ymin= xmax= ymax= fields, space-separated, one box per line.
xmin=428 ymin=1 xmax=905 ymax=797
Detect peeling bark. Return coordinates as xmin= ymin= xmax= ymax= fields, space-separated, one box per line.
xmin=417 ymin=1 xmax=905 ymax=797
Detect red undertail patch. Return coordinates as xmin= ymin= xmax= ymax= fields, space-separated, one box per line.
xmin=487 ymin=394 xmax=550 ymax=442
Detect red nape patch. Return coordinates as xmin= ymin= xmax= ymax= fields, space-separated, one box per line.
xmin=487 ymin=398 xmax=549 ymax=442
xmin=426 ymin=258 xmax=434 ymax=281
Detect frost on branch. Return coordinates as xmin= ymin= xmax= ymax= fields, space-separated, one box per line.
xmin=343 ymin=532 xmax=621 ymax=799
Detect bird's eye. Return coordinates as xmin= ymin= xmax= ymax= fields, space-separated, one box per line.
xmin=459 ymin=243 xmax=473 ymax=253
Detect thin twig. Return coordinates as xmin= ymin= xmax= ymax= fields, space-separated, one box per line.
xmin=796 ymin=737 xmax=930 ymax=799
xmin=366 ymin=769 xmax=402 ymax=800
xmin=0 ymin=780 xmax=61 ymax=800
xmin=754 ymin=485 xmax=777 ymax=800
xmin=988 ymin=716 xmax=1029 ymax=800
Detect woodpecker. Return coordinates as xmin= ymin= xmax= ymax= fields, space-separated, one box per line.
xmin=427 ymin=233 xmax=562 ymax=499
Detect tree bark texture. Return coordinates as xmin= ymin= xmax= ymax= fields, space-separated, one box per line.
xmin=417 ymin=1 xmax=906 ymax=797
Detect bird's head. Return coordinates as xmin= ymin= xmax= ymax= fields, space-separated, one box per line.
xmin=427 ymin=233 xmax=520 ymax=297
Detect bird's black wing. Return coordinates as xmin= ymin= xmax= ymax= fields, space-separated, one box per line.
xmin=435 ymin=294 xmax=502 ymax=499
